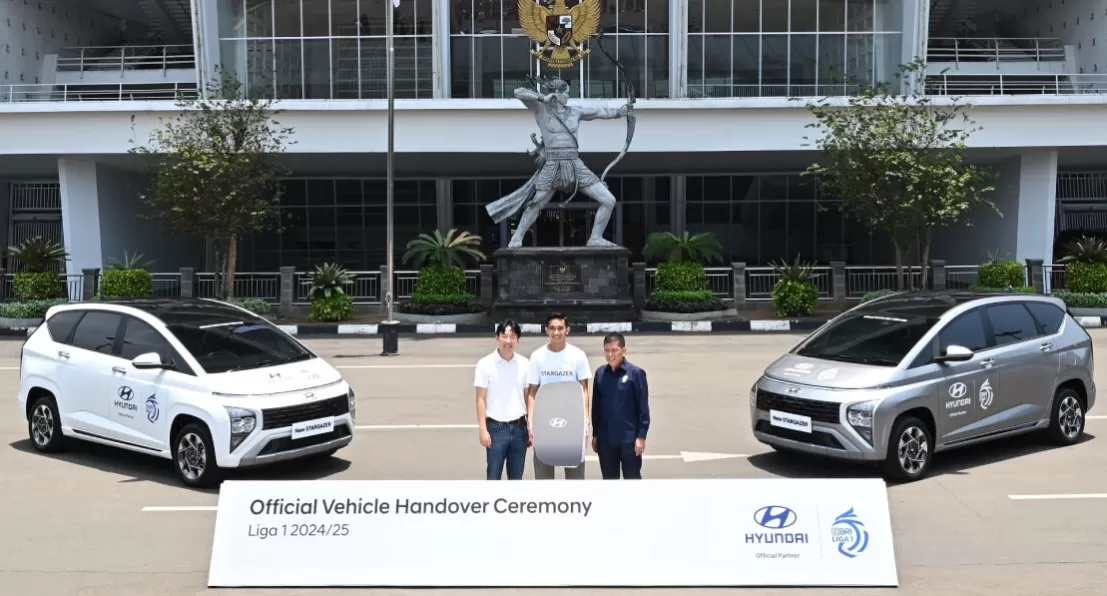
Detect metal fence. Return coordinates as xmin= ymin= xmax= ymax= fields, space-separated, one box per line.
xmin=0 ymin=261 xmax=1068 ymax=306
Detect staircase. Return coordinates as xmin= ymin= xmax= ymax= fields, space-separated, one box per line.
xmin=332 ymin=21 xmax=430 ymax=99
xmin=929 ymin=0 xmax=978 ymax=37
xmin=137 ymin=0 xmax=193 ymax=43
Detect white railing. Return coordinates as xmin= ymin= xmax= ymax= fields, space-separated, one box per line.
xmin=0 ymin=82 xmax=199 ymax=102
xmin=55 ymin=44 xmax=196 ymax=73
xmin=686 ymin=83 xmax=864 ymax=99
xmin=926 ymin=37 xmax=1067 ymax=64
xmin=922 ymin=73 xmax=1107 ymax=95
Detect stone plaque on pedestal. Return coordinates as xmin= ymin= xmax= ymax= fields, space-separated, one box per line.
xmin=492 ymin=247 xmax=635 ymax=324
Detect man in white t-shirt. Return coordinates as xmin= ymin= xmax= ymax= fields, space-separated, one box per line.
xmin=526 ymin=312 xmax=592 ymax=480
xmin=474 ymin=320 xmax=530 ymax=480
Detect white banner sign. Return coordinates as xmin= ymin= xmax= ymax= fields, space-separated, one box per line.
xmin=208 ymin=478 xmax=898 ymax=588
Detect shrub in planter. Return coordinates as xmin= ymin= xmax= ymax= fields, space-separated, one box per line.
xmin=770 ymin=256 xmax=818 ymax=318
xmin=305 ymin=262 xmax=355 ymax=322
xmin=971 ymin=284 xmax=1037 ymax=293
xmin=1052 ymin=291 xmax=1107 ymax=309
xmin=6 ymin=236 xmax=69 ymax=300
xmin=1058 ymin=236 xmax=1107 ymax=293
xmin=977 ymin=254 xmax=1027 ymax=289
xmin=642 ymin=231 xmax=725 ymax=313
xmin=398 ymin=229 xmax=486 ymax=315
xmin=231 ymin=298 xmax=273 ymax=317
xmin=0 ymin=299 xmax=67 ymax=323
xmin=100 ymin=250 xmax=155 ymax=299
xmin=860 ymin=289 xmax=899 ymax=304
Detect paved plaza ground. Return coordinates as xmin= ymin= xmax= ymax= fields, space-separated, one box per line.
xmin=1 ymin=332 xmax=1105 ymax=596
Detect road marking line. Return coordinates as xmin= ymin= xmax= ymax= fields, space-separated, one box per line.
xmin=142 ymin=506 xmax=217 ymax=512
xmin=0 ymin=366 xmax=17 ymax=371
xmin=356 ymin=424 xmax=478 ymax=430
xmin=336 ymin=364 xmax=474 ymax=369
xmin=1008 ymin=494 xmax=1107 ymax=500
xmin=1088 ymin=415 xmax=1106 ymax=420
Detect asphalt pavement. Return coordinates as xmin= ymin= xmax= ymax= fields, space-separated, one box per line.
xmin=1 ymin=331 xmax=1105 ymax=596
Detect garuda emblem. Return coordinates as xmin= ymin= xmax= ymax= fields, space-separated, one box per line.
xmin=518 ymin=0 xmax=601 ymax=69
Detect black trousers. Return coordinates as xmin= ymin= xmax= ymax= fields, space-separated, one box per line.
xmin=596 ymin=441 xmax=642 ymax=479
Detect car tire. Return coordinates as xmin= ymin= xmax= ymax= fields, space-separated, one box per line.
xmin=880 ymin=415 xmax=933 ymax=483
xmin=27 ymin=395 xmax=66 ymax=453
xmin=1046 ymin=387 xmax=1085 ymax=446
xmin=172 ymin=422 xmax=223 ymax=489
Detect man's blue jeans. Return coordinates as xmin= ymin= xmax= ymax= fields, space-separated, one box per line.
xmin=486 ymin=417 xmax=528 ymax=480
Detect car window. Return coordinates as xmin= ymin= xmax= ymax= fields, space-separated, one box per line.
xmin=938 ymin=308 xmax=990 ymax=353
xmin=119 ymin=317 xmax=172 ymax=361
xmin=985 ymin=303 xmax=1041 ymax=346
xmin=1025 ymin=302 xmax=1065 ymax=335
xmin=45 ymin=311 xmax=83 ymax=344
xmin=794 ymin=312 xmax=938 ymax=367
xmin=69 ymin=311 xmax=123 ymax=355
xmin=164 ymin=321 xmax=313 ymax=374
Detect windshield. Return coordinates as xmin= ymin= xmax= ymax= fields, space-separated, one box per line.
xmin=794 ymin=312 xmax=937 ymax=367
xmin=165 ymin=320 xmax=314 ymax=374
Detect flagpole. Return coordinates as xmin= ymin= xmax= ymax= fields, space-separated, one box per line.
xmin=381 ymin=0 xmax=400 ymax=356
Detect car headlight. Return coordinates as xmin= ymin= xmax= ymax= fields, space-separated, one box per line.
xmin=225 ymin=406 xmax=257 ymax=452
xmin=347 ymin=388 xmax=357 ymax=421
xmin=845 ymin=400 xmax=876 ymax=444
xmin=749 ymin=382 xmax=759 ymax=407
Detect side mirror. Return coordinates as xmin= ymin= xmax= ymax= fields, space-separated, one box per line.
xmin=132 ymin=352 xmax=171 ymax=370
xmin=935 ymin=344 xmax=973 ymax=363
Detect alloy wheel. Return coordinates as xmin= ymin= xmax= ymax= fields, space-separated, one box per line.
xmin=31 ymin=404 xmax=54 ymax=446
xmin=1058 ymin=395 xmax=1084 ymax=439
xmin=177 ymin=432 xmax=207 ymax=480
xmin=897 ymin=426 xmax=928 ymax=475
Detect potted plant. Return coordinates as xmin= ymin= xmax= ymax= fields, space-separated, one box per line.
xmin=305 ymin=263 xmax=355 ymax=322
xmin=972 ymin=250 xmax=1035 ymax=293
xmin=641 ymin=231 xmax=730 ymax=319
xmin=396 ymin=228 xmax=486 ymax=322
xmin=1053 ymin=236 xmax=1107 ymax=315
xmin=769 ymin=255 xmax=819 ymax=318
xmin=6 ymin=236 xmax=68 ymax=300
xmin=99 ymin=249 xmax=156 ymax=299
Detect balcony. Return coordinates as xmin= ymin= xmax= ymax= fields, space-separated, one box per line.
xmin=51 ymin=45 xmax=197 ymax=86
xmin=925 ymin=37 xmax=1074 ymax=75
xmin=0 ymin=82 xmax=199 ymax=103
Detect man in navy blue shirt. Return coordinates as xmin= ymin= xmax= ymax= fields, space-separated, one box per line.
xmin=590 ymin=332 xmax=650 ymax=479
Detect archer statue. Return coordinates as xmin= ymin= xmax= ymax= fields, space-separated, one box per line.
xmin=484 ymin=0 xmax=637 ymax=249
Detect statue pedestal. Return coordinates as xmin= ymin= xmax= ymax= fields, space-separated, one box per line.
xmin=492 ymin=246 xmax=636 ymax=324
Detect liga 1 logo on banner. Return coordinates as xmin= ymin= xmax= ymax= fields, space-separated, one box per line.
xmin=208 ymin=478 xmax=898 ymax=588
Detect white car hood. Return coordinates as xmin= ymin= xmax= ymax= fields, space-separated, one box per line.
xmin=209 ymin=357 xmax=344 ymax=396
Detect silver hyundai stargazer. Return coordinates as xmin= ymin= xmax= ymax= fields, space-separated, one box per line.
xmin=750 ymin=291 xmax=1096 ymax=482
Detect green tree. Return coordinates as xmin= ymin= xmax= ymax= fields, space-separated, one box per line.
xmin=128 ymin=68 xmax=295 ymax=299
xmin=803 ymin=59 xmax=997 ymax=289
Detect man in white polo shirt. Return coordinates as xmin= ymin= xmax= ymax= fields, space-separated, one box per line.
xmin=526 ymin=312 xmax=592 ymax=480
xmin=474 ymin=319 xmax=530 ymax=480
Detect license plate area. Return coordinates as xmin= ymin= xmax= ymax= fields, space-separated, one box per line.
xmin=769 ymin=410 xmax=812 ymax=434
xmin=291 ymin=416 xmax=335 ymax=440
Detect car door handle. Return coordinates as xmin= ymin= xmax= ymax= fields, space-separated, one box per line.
xmin=57 ymin=351 xmax=69 ymax=360
xmin=1040 ymin=342 xmax=1053 ymax=352
xmin=980 ymin=358 xmax=995 ymax=368
xmin=112 ymin=366 xmax=127 ymax=374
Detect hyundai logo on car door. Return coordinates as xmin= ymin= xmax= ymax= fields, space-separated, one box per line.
xmin=114 ymin=385 xmax=138 ymax=419
xmin=944 ymin=380 xmax=973 ymax=418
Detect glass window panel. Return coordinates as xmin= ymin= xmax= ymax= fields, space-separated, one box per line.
xmin=758 ymin=175 xmax=788 ymax=201
xmin=732 ymin=1 xmax=759 ymax=33
xmin=302 ymin=0 xmax=329 ymax=36
xmin=846 ymin=33 xmax=874 ymax=88
xmin=280 ymin=180 xmax=306 ymax=205
xmin=646 ymin=0 xmax=668 ymax=34
xmin=303 ymin=39 xmax=331 ymax=98
xmin=246 ymin=0 xmax=274 ymax=37
xmin=789 ymin=173 xmax=817 ymax=201
xmin=687 ymin=35 xmax=707 ymax=93
xmin=335 ymin=180 xmax=362 ymax=205
xmin=702 ymin=176 xmax=731 ymax=201
xmin=335 ymin=206 xmax=364 ymax=251
xmin=621 ymin=177 xmax=644 ymax=201
xmin=789 ymin=34 xmax=818 ymax=95
xmin=449 ymin=37 xmax=474 ymax=97
xmin=332 ymin=0 xmax=358 ymax=36
xmin=273 ymin=0 xmax=300 ymax=37
xmin=732 ymin=35 xmax=758 ymax=97
xmin=394 ymin=181 xmax=421 ymax=204
xmin=280 ymin=206 xmax=308 ymax=252
xmin=306 ymin=180 xmax=335 ymax=205
xmin=790 ymin=0 xmax=818 ymax=32
xmin=274 ymin=39 xmax=304 ymax=99
xmin=733 ymin=196 xmax=759 ymax=262
xmin=731 ymin=175 xmax=756 ymax=200
xmin=759 ymin=201 xmax=786 ymax=262
xmin=786 ymin=201 xmax=815 ymax=260
xmin=762 ymin=0 xmax=786 ymax=32
xmin=816 ymin=203 xmax=846 ymax=262
xmin=847 ymin=0 xmax=874 ymax=32
xmin=760 ymin=35 xmax=788 ymax=96
xmin=818 ymin=33 xmax=847 ymax=93
xmin=689 ymin=0 xmax=704 ymax=33
xmin=819 ymin=0 xmax=846 ymax=31
xmin=687 ymin=176 xmax=704 ymax=203
xmin=685 ymin=201 xmax=704 ymax=226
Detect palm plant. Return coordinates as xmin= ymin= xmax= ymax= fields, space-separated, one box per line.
xmin=402 ymin=229 xmax=486 ymax=269
xmin=7 ymin=236 xmax=69 ymax=272
xmin=1059 ymin=235 xmax=1107 ymax=264
xmin=304 ymin=262 xmax=355 ymax=300
xmin=107 ymin=249 xmax=156 ymax=270
xmin=642 ymin=231 xmax=723 ymax=264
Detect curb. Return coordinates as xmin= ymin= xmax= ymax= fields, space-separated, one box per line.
xmin=3 ymin=316 xmax=1105 ymax=339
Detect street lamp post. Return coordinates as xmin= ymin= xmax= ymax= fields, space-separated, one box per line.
xmin=380 ymin=0 xmax=400 ymax=356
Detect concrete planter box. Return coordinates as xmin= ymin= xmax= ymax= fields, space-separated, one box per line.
xmin=1069 ymin=307 xmax=1107 ymax=317
xmin=0 ymin=317 xmax=43 ymax=329
xmin=394 ymin=311 xmax=488 ymax=324
xmin=640 ymin=308 xmax=739 ymax=322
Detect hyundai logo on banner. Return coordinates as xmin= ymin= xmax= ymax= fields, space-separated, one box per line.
xmin=548 ymin=417 xmax=567 ymax=428
xmin=746 ymin=505 xmax=808 ymax=546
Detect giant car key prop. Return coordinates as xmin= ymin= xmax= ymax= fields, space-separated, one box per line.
xmin=531 ymin=381 xmax=587 ymax=468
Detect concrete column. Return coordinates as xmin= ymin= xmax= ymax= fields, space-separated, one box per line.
xmin=480 ymin=263 xmax=494 ymax=308
xmin=731 ymin=262 xmax=746 ymax=310
xmin=831 ymin=261 xmax=847 ymax=308
xmin=81 ymin=268 xmax=100 ymax=301
xmin=196 ymin=0 xmax=222 ymax=95
xmin=433 ymin=0 xmax=452 ymax=98
xmin=1026 ymin=258 xmax=1045 ymax=293
xmin=436 ymin=179 xmax=453 ymax=231
xmin=670 ymin=175 xmax=686 ymax=234
xmin=1015 ymin=149 xmax=1059 ymax=265
xmin=632 ymin=262 xmax=647 ymax=309
xmin=279 ymin=266 xmax=295 ymax=312
xmin=669 ymin=0 xmax=686 ymax=98
xmin=180 ymin=267 xmax=196 ymax=298
xmin=929 ymin=260 xmax=946 ymax=291
xmin=58 ymin=159 xmax=103 ymax=277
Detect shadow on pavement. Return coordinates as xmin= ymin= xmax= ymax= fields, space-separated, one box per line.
xmin=747 ymin=432 xmax=1096 ymax=484
xmin=9 ymin=438 xmax=352 ymax=493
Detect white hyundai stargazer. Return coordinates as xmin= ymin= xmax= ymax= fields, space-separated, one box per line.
xmin=17 ymin=298 xmax=356 ymax=488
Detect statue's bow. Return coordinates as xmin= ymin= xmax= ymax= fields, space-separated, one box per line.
xmin=594 ymin=30 xmax=636 ymax=183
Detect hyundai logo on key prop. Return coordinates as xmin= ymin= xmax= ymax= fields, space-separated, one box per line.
xmin=746 ymin=505 xmax=808 ymax=545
